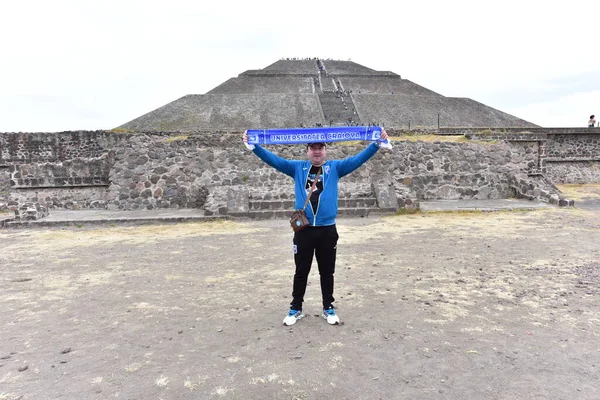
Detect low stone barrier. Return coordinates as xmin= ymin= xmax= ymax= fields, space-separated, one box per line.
xmin=0 ymin=130 xmax=586 ymax=216
xmin=14 ymin=202 xmax=49 ymax=221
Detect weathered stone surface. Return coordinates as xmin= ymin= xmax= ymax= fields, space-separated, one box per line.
xmin=227 ymin=187 xmax=250 ymax=213
xmin=372 ymin=182 xmax=399 ymax=210
xmin=1 ymin=130 xmax=594 ymax=214
xmin=15 ymin=202 xmax=49 ymax=221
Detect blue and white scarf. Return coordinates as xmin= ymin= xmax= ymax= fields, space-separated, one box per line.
xmin=246 ymin=126 xmax=390 ymax=147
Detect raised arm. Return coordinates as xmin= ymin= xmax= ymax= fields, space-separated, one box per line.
xmin=336 ymin=129 xmax=389 ymax=177
xmin=336 ymin=143 xmax=379 ymax=177
xmin=243 ymin=130 xmax=296 ymax=177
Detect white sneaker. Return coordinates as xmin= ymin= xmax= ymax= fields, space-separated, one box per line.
xmin=322 ymin=307 xmax=340 ymax=325
xmin=283 ymin=309 xmax=304 ymax=326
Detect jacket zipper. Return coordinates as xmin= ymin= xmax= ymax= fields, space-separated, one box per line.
xmin=312 ymin=164 xmax=326 ymax=226
xmin=303 ymin=166 xmax=314 ymax=225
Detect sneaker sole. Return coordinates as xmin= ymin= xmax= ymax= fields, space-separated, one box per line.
xmin=322 ymin=312 xmax=340 ymax=325
xmin=283 ymin=313 xmax=304 ymax=326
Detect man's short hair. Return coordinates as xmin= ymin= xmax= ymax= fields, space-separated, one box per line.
xmin=307 ymin=142 xmax=326 ymax=148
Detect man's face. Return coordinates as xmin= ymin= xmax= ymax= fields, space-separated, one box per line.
xmin=307 ymin=143 xmax=326 ymax=166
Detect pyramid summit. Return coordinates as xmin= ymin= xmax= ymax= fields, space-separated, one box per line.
xmin=118 ymin=58 xmax=538 ymax=131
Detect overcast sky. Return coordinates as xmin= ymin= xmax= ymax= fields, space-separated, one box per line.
xmin=1 ymin=0 xmax=599 ymax=132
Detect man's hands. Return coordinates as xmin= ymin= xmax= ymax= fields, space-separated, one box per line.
xmin=378 ymin=128 xmax=392 ymax=149
xmin=242 ymin=130 xmax=255 ymax=150
xmin=380 ymin=128 xmax=388 ymax=141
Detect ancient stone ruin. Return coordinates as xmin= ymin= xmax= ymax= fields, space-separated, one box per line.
xmin=118 ymin=58 xmax=538 ymax=132
xmin=2 ymin=59 xmax=599 ymax=224
xmin=3 ymin=128 xmax=599 ymax=223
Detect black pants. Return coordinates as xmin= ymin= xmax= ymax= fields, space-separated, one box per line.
xmin=291 ymin=224 xmax=339 ymax=310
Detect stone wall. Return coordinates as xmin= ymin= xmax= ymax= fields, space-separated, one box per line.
xmin=546 ymin=133 xmax=600 ymax=160
xmin=7 ymin=187 xmax=109 ymax=210
xmin=1 ymin=129 xmax=596 ymax=214
xmin=546 ymin=161 xmax=600 ymax=184
xmin=107 ymin=134 xmax=227 ymax=210
xmin=382 ymin=140 xmax=552 ymax=201
xmin=104 ymin=134 xmax=558 ymax=214
xmin=0 ymin=166 xmax=10 ymax=209
xmin=460 ymin=129 xmax=600 ymax=183
xmin=0 ymin=131 xmax=120 ymax=163
xmin=9 ymin=158 xmax=110 ymax=188
xmin=463 ymin=132 xmax=546 ymax=174
xmin=0 ymin=131 xmax=120 ymax=210
xmin=107 ymin=135 xmax=389 ymax=211
xmin=544 ymin=132 xmax=600 ymax=183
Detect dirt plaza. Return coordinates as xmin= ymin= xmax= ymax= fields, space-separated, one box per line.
xmin=1 ymin=189 xmax=600 ymax=399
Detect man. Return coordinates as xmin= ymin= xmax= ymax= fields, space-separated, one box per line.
xmin=242 ymin=129 xmax=389 ymax=325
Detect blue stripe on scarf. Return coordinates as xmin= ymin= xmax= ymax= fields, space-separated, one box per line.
xmin=247 ymin=126 xmax=388 ymax=145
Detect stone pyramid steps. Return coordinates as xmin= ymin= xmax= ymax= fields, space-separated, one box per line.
xmin=229 ymin=196 xmax=394 ymax=219
xmin=248 ymin=197 xmax=378 ymax=211
xmin=229 ymin=207 xmax=396 ymax=220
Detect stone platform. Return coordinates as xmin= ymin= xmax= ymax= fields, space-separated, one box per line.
xmin=1 ymin=199 xmax=561 ymax=228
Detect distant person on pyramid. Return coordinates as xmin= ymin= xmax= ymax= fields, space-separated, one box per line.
xmin=589 ymin=115 xmax=596 ymax=128
xmin=242 ymin=128 xmax=389 ymax=326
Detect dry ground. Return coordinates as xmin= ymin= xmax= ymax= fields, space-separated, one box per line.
xmin=1 ymin=201 xmax=599 ymax=399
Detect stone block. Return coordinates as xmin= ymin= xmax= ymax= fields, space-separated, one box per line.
xmin=558 ymin=198 xmax=575 ymax=207
xmin=16 ymin=202 xmax=49 ymax=221
xmin=371 ymin=182 xmax=398 ymax=210
xmin=89 ymin=200 xmax=107 ymax=209
xmin=227 ymin=187 xmax=250 ymax=213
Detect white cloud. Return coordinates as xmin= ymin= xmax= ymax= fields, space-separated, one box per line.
xmin=509 ymin=90 xmax=600 ymax=128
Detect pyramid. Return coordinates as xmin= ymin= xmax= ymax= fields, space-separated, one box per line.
xmin=118 ymin=58 xmax=538 ymax=131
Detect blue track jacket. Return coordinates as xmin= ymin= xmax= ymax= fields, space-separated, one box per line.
xmin=252 ymin=143 xmax=380 ymax=226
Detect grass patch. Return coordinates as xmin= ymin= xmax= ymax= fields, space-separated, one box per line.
xmin=555 ymin=184 xmax=600 ymax=200
xmin=427 ymin=209 xmax=489 ymax=215
xmin=163 ymin=135 xmax=189 ymax=143
xmin=331 ymin=136 xmax=466 ymax=145
xmin=110 ymin=128 xmax=134 ymax=133
xmin=427 ymin=208 xmax=538 ymax=215
xmin=390 ymin=135 xmax=496 ymax=145
xmin=335 ymin=140 xmax=362 ymax=146
xmin=395 ymin=207 xmax=421 ymax=215
xmin=391 ymin=135 xmax=466 ymax=143
xmin=473 ymin=129 xmax=536 ymax=135
xmin=327 ymin=135 xmax=496 ymax=145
